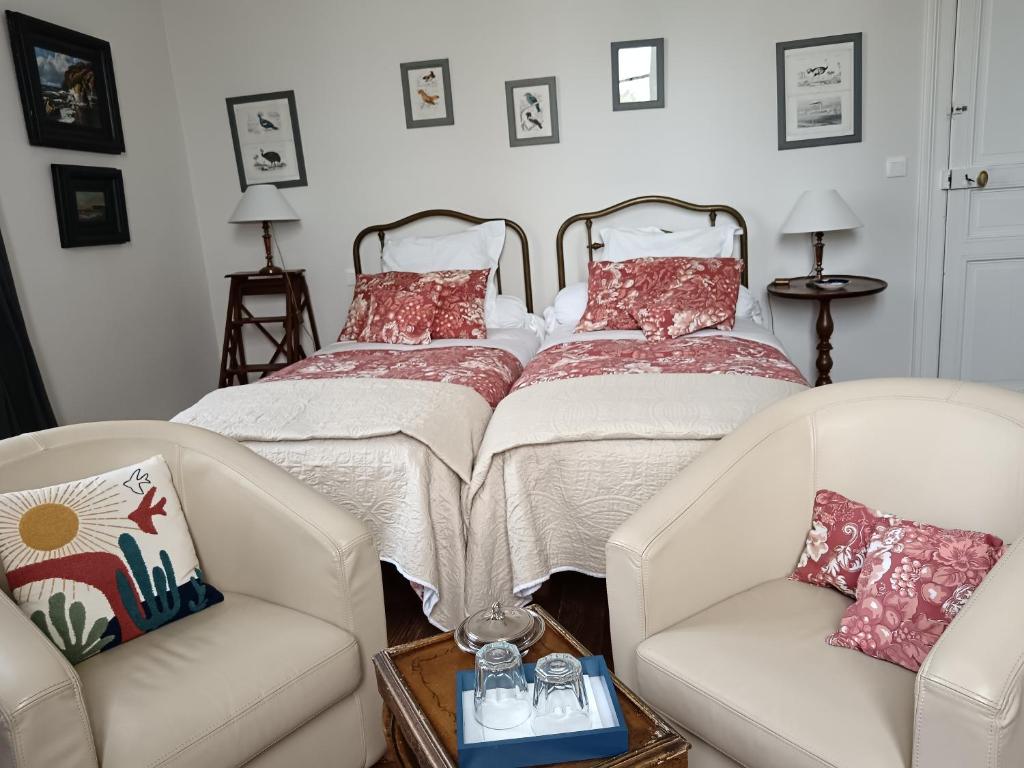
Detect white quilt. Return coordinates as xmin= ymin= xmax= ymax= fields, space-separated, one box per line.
xmin=463 ymin=372 xmax=807 ymax=615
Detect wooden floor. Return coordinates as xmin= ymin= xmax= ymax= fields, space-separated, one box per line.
xmin=381 ymin=562 xmax=612 ymax=658
xmin=374 ymin=564 xmax=612 ymax=767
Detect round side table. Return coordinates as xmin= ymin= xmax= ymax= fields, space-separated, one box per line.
xmin=767 ymin=275 xmax=887 ymax=387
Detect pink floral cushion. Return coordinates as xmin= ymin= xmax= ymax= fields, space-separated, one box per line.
xmin=340 ymin=269 xmax=489 ymax=341
xmin=358 ymin=289 xmax=439 ymax=345
xmin=790 ymin=490 xmax=896 ymax=598
xmin=826 ymin=520 xmax=1005 ymax=672
xmin=576 ymin=257 xmax=741 ymax=333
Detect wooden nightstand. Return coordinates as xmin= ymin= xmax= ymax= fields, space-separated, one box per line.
xmin=218 ymin=269 xmax=320 ymax=387
xmin=767 ymin=274 xmax=887 ymax=387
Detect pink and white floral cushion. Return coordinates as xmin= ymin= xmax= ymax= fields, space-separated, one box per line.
xmin=826 ymin=519 xmax=1006 ymax=672
xmin=340 ymin=269 xmax=489 ymax=341
xmin=358 ymin=289 xmax=438 ymax=345
xmin=790 ymin=490 xmax=896 ymax=598
xmin=576 ymin=257 xmax=741 ymax=334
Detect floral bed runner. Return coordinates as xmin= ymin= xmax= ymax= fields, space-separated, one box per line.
xmin=513 ymin=336 xmax=807 ymax=392
xmin=267 ymin=346 xmax=524 ymax=408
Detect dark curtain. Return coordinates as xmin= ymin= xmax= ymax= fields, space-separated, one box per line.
xmin=0 ymin=226 xmax=56 ymax=438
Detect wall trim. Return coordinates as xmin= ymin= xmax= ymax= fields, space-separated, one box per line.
xmin=911 ymin=0 xmax=959 ymax=377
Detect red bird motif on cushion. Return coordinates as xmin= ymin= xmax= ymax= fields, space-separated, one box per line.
xmin=128 ymin=487 xmax=167 ymax=534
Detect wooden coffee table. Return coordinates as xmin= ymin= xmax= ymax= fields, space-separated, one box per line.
xmin=373 ymin=606 xmax=689 ymax=767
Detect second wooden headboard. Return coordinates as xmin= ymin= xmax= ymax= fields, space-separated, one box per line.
xmin=352 ymin=209 xmax=533 ymax=312
xmin=555 ymin=195 xmax=749 ymax=289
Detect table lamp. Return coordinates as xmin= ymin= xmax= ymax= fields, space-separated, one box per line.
xmin=229 ymin=184 xmax=299 ymax=275
xmin=781 ymin=189 xmax=862 ymax=281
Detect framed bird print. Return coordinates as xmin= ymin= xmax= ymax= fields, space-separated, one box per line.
xmin=225 ymin=90 xmax=308 ymax=191
xmin=505 ymin=76 xmax=559 ymax=147
xmin=400 ymin=58 xmax=454 ymax=129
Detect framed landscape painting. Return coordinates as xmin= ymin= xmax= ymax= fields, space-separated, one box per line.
xmin=226 ymin=90 xmax=308 ymax=191
xmin=776 ymin=33 xmax=862 ymax=150
xmin=505 ymin=76 xmax=559 ymax=147
xmin=51 ymin=165 xmax=130 ymax=248
xmin=400 ymin=58 xmax=454 ymax=128
xmin=6 ymin=11 xmax=125 ymax=153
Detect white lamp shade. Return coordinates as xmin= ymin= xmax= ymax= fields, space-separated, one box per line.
xmin=781 ymin=189 xmax=862 ymax=234
xmin=229 ymin=184 xmax=299 ymax=223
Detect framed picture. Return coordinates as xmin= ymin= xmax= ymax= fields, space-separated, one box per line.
xmin=505 ymin=76 xmax=559 ymax=148
xmin=611 ymin=38 xmax=665 ymax=111
xmin=776 ymin=33 xmax=862 ymax=150
xmin=5 ymin=11 xmax=125 ymax=154
xmin=225 ymin=90 xmax=307 ymax=191
xmin=400 ymin=58 xmax=454 ymax=128
xmin=51 ymin=165 xmax=130 ymax=248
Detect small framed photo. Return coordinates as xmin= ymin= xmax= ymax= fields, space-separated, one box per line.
xmin=776 ymin=33 xmax=862 ymax=150
xmin=226 ymin=90 xmax=307 ymax=191
xmin=611 ymin=38 xmax=665 ymax=111
xmin=51 ymin=164 xmax=130 ymax=248
xmin=505 ymin=76 xmax=559 ymax=148
xmin=6 ymin=11 xmax=125 ymax=154
xmin=400 ymin=58 xmax=454 ymax=128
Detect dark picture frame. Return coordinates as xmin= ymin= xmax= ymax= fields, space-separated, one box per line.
xmin=225 ymin=90 xmax=307 ymax=191
xmin=611 ymin=38 xmax=665 ymax=111
xmin=505 ymin=76 xmax=560 ymax=148
xmin=5 ymin=11 xmax=125 ymax=154
xmin=400 ymin=58 xmax=454 ymax=129
xmin=776 ymin=33 xmax=862 ymax=150
xmin=51 ymin=164 xmax=130 ymax=248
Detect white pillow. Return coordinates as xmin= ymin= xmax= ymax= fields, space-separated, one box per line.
xmin=382 ymin=220 xmax=506 ymax=324
xmin=493 ymin=295 xmax=546 ymax=339
xmin=599 ymin=225 xmax=737 ymax=261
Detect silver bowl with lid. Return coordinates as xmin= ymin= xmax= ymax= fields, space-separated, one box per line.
xmin=454 ymin=601 xmax=546 ymax=655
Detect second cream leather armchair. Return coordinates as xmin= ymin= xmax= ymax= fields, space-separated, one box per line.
xmin=607 ymin=379 xmax=1024 ymax=768
xmin=0 ymin=421 xmax=388 ymax=768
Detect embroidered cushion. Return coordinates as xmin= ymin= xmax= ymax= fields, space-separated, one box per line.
xmin=576 ymin=257 xmax=741 ymax=333
xmin=0 ymin=456 xmax=222 ymax=664
xmin=358 ymin=289 xmax=438 ymax=345
xmin=340 ymin=269 xmax=489 ymax=341
xmin=629 ymin=260 xmax=742 ymax=340
xmin=826 ymin=519 xmax=1005 ymax=672
xmin=790 ymin=490 xmax=896 ymax=598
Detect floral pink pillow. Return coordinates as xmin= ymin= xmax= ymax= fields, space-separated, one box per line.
xmin=576 ymin=257 xmax=741 ymax=334
xmin=358 ymin=289 xmax=439 ymax=345
xmin=790 ymin=490 xmax=896 ymax=598
xmin=340 ymin=272 xmax=421 ymax=340
xmin=419 ymin=268 xmax=489 ymax=340
xmin=826 ymin=520 xmax=1005 ymax=672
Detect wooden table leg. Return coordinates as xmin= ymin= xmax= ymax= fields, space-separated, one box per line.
xmin=815 ymin=298 xmax=834 ymax=386
xmin=383 ymin=704 xmax=419 ymax=767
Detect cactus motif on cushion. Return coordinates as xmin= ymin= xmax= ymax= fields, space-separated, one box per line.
xmin=188 ymin=568 xmax=209 ymax=612
xmin=116 ymin=532 xmax=181 ymax=632
xmin=30 ymin=593 xmax=114 ymax=664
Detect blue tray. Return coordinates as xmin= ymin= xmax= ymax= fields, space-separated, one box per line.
xmin=455 ymin=655 xmax=628 ymax=768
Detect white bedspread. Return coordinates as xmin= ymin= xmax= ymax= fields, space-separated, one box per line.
xmin=463 ymin=370 xmax=806 ymax=614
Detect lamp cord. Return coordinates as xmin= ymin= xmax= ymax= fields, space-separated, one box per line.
xmin=269 ymin=222 xmax=319 ymax=351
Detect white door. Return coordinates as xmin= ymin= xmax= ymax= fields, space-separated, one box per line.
xmin=938 ymin=0 xmax=1024 ymax=389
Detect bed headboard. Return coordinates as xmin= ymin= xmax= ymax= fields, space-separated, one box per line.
xmin=352 ymin=209 xmax=534 ymax=312
xmin=555 ymin=195 xmax=749 ymax=289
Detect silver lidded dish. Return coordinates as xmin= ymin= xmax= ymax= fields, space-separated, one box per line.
xmin=455 ymin=601 xmax=546 ymax=655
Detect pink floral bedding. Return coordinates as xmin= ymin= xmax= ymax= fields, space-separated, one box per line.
xmin=266 ymin=346 xmax=523 ymax=408
xmin=512 ymin=335 xmax=807 ymax=392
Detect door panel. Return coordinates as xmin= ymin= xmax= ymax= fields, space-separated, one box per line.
xmin=939 ymin=0 xmax=1024 ymax=388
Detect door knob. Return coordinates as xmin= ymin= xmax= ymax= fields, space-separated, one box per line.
xmin=965 ymin=170 xmax=989 ymax=188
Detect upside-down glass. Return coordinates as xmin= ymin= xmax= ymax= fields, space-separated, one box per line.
xmin=474 ymin=641 xmax=531 ymax=729
xmin=531 ymin=653 xmax=591 ymax=735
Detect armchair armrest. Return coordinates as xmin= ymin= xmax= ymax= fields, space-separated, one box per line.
xmin=0 ymin=596 xmax=98 ymax=768
xmin=914 ymin=534 xmax=1024 ymax=767
xmin=606 ymin=411 xmax=815 ymax=687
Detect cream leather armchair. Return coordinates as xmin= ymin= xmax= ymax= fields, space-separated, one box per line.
xmin=607 ymin=379 xmax=1024 ymax=768
xmin=0 ymin=421 xmax=387 ymax=768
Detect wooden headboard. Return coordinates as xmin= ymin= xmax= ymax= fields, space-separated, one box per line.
xmin=555 ymin=195 xmax=749 ymax=289
xmin=352 ymin=209 xmax=534 ymax=312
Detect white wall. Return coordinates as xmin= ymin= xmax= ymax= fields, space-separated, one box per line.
xmin=164 ymin=0 xmax=926 ymax=383
xmin=0 ymin=0 xmax=216 ymax=424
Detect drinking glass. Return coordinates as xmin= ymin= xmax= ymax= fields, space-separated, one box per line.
xmin=531 ymin=653 xmax=591 ymax=735
xmin=473 ymin=641 xmax=531 ymax=730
